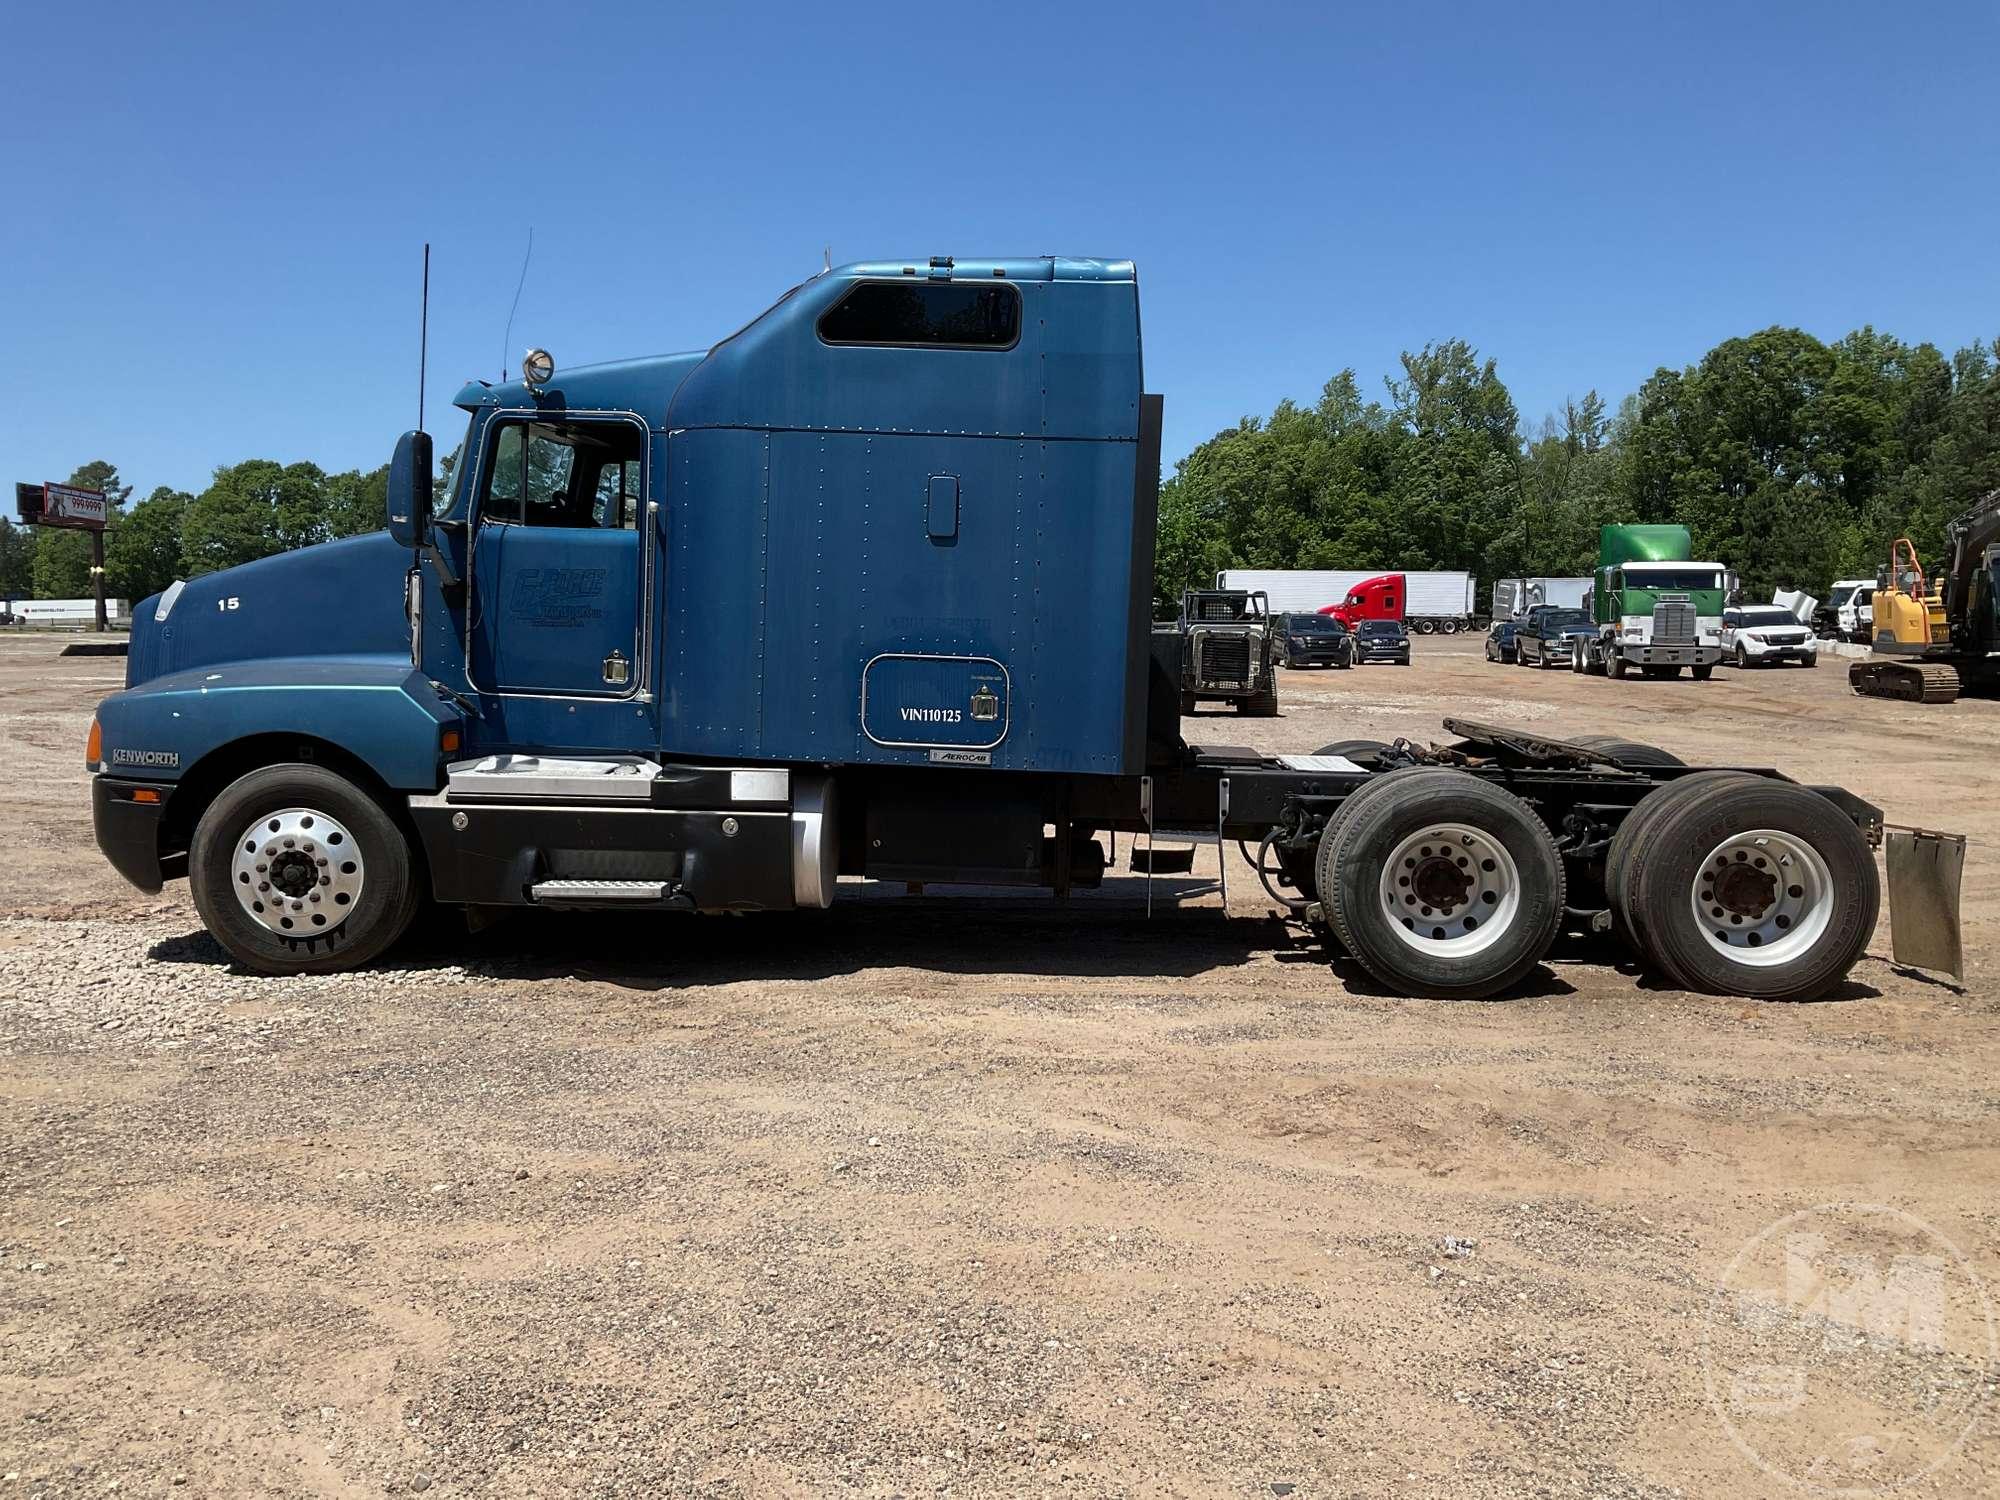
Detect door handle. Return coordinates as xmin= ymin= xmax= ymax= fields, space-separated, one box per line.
xmin=602 ymin=649 xmax=631 ymax=686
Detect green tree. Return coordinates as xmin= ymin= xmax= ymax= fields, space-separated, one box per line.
xmin=321 ymin=466 xmax=389 ymax=539
xmin=181 ymin=460 xmax=332 ymax=576
xmin=106 ymin=487 xmax=193 ymax=603
xmin=62 ymin=460 xmax=133 ymax=508
xmin=0 ymin=519 xmax=36 ymax=601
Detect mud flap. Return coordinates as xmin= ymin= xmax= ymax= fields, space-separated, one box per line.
xmin=1884 ymin=826 xmax=1966 ymax=981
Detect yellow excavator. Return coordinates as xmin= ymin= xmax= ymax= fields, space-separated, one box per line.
xmin=1850 ymin=489 xmax=2000 ymax=704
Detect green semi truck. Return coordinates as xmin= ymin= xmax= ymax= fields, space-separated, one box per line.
xmin=1573 ymin=525 xmax=1728 ymax=679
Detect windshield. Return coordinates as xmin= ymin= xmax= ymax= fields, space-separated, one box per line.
xmin=1360 ymin=620 xmax=1402 ymax=636
xmin=433 ymin=416 xmax=473 ymax=519
xmin=1539 ymin=610 xmax=1591 ymax=631
xmin=1739 ymin=607 xmax=1800 ymax=626
xmin=1624 ymin=568 xmax=1724 ymax=591
xmin=1286 ymin=615 xmax=1342 ymax=633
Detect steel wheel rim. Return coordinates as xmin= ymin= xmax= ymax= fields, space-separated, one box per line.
xmin=1378 ymin=821 xmax=1521 ymax=957
xmin=230 ymin=807 xmax=365 ymax=938
xmin=1689 ymin=827 xmax=1833 ymax=966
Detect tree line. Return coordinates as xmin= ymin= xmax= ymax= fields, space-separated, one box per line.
xmin=1155 ymin=324 xmax=2000 ymax=611
xmin=1 ymin=458 xmax=390 ymax=605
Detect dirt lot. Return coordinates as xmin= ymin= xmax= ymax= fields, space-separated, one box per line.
xmin=2 ymin=633 xmax=1995 ymax=1498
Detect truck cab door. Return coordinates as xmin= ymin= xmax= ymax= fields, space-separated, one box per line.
xmin=453 ymin=410 xmax=654 ymax=737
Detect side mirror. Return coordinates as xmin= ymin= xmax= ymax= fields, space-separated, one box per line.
xmin=386 ymin=430 xmax=434 ymax=548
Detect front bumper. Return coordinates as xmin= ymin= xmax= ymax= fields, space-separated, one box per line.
xmin=1625 ymin=643 xmax=1721 ymax=665
xmin=92 ymin=775 xmax=177 ymax=892
xmin=1742 ymin=642 xmax=1816 ymax=662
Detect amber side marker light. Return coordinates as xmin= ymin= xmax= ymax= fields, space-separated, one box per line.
xmin=85 ymin=719 xmax=102 ymax=768
xmin=440 ymin=728 xmax=461 ymax=754
xmin=131 ymin=788 xmax=161 ymax=804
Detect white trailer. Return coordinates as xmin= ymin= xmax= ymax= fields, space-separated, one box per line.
xmin=2 ymin=597 xmax=129 ymax=626
xmin=1217 ymin=569 xmax=1480 ymax=632
xmin=1214 ymin=569 xmax=1375 ymax=614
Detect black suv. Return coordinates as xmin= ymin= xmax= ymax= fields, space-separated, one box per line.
xmin=1273 ymin=612 xmax=1354 ymax=669
xmin=1353 ymin=618 xmax=1412 ymax=666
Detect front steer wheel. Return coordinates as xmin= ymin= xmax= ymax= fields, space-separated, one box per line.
xmin=189 ymin=763 xmax=421 ymax=975
xmin=1315 ymin=769 xmax=1564 ymax=1000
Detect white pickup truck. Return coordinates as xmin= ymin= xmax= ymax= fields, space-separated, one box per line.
xmin=1826 ymin=579 xmax=1875 ymax=641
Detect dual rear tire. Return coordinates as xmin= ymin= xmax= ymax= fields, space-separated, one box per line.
xmin=1310 ymin=759 xmax=1877 ymax=1004
xmin=1605 ymin=773 xmax=1877 ymax=1000
xmin=1315 ymin=769 xmax=1565 ymax=1000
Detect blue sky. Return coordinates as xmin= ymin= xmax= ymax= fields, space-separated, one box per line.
xmin=5 ymin=1 xmax=1997 ymax=510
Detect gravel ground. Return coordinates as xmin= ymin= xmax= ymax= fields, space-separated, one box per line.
xmin=1 ymin=633 xmax=1996 ymax=1497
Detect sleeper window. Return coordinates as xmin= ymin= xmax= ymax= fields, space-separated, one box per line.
xmin=817 ymin=280 xmax=1021 ymax=349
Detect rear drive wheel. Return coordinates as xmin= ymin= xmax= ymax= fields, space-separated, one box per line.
xmin=190 ymin=763 xmax=420 ymax=975
xmin=1316 ymin=769 xmax=1564 ymax=999
xmin=1617 ymin=775 xmax=1877 ymax=1000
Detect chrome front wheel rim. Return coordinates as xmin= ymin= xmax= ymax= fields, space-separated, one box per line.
xmin=230 ymin=807 xmax=365 ymax=937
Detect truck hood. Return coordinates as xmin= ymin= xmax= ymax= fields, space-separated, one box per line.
xmin=127 ymin=531 xmax=412 ymax=688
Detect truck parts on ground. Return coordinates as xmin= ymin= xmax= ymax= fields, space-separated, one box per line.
xmin=1173 ymin=589 xmax=1279 ymax=713
xmin=84 ymin=255 xmax=1959 ymax=1002
xmin=1218 ymin=569 xmax=1480 ymax=633
xmin=1573 ymin=525 xmax=1725 ymax=680
xmin=1849 ymin=492 xmax=2000 ymax=704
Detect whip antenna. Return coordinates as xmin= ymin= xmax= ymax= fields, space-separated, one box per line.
xmin=418 ymin=243 xmax=430 ymax=431
xmin=501 ymin=227 xmax=533 ymax=379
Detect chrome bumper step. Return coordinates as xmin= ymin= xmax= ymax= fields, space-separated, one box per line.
xmin=528 ymin=879 xmax=693 ymax=908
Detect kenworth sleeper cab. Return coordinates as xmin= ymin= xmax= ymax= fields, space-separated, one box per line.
xmin=87 ymin=257 xmax=1957 ymax=1001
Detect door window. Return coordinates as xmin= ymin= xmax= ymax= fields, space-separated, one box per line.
xmin=480 ymin=420 xmax=646 ymax=528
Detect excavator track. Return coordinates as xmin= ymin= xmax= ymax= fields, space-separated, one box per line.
xmin=1848 ymin=659 xmax=1962 ymax=704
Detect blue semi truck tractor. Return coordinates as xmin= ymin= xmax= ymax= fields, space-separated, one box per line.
xmin=86 ymin=256 xmax=1944 ymax=1001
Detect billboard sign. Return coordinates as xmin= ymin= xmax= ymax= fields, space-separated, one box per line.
xmin=35 ymin=483 xmax=110 ymax=531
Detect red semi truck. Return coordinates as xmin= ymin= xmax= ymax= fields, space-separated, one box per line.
xmin=1315 ymin=574 xmax=1405 ymax=628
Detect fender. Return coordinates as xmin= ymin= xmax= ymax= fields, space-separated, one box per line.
xmin=94 ymin=655 xmax=460 ymax=793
